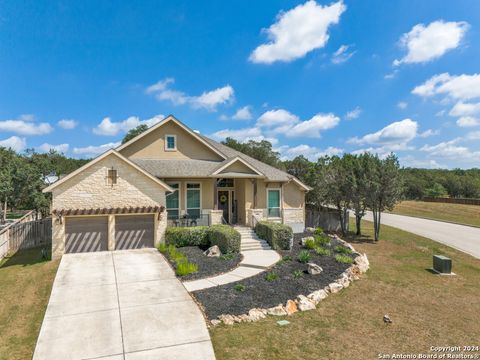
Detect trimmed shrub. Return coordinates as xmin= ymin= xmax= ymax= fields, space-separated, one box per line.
xmin=255 ymin=221 xmax=293 ymax=250
xmin=298 ymin=250 xmax=311 ymax=263
xmin=208 ymin=225 xmax=241 ymax=254
xmin=175 ymin=260 xmax=198 ymax=276
xmin=335 ymin=254 xmax=354 ymax=264
xmin=165 ymin=226 xmax=209 ymax=247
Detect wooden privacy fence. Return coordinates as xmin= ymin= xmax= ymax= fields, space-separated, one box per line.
xmin=305 ymin=206 xmax=349 ymax=232
xmin=0 ymin=212 xmax=51 ymax=260
xmin=422 ymin=197 xmax=480 ymax=206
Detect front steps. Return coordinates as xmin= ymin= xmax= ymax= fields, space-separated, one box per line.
xmin=234 ymin=226 xmax=272 ymax=252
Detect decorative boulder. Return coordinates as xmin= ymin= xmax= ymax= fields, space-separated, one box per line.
xmin=301 ymin=236 xmax=314 ymax=246
xmin=305 ymin=227 xmax=316 ymax=233
xmin=248 ymin=308 xmax=267 ymax=321
xmin=355 ymin=253 xmax=370 ymax=273
xmin=267 ymin=304 xmax=288 ymax=316
xmin=328 ymin=282 xmax=343 ymax=294
xmin=308 ymin=289 xmax=328 ymax=304
xmin=307 ymin=262 xmax=323 ymax=275
xmin=285 ymin=299 xmax=298 ymax=315
xmin=219 ymin=314 xmax=235 ymax=325
xmin=210 ymin=319 xmax=221 ymax=326
xmin=204 ymin=245 xmax=222 ymax=257
xmin=296 ymin=295 xmax=316 ymax=311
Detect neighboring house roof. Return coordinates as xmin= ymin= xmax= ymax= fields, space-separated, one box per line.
xmin=42 ymin=149 xmax=174 ymax=193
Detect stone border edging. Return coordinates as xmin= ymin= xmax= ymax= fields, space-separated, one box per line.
xmin=209 ymin=235 xmax=369 ymax=326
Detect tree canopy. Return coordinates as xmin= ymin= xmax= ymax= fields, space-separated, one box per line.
xmin=122 ymin=124 xmax=149 ymax=144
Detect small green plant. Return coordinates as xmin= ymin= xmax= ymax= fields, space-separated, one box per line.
xmin=282 ymin=255 xmax=293 ymax=261
xmin=334 ymin=245 xmax=353 ymax=255
xmin=234 ymin=284 xmax=246 ymax=292
xmin=175 ymin=260 xmax=198 ymax=276
xmin=314 ymin=234 xmax=330 ymax=246
xmin=293 ymin=270 xmax=304 ymax=279
xmin=157 ymin=243 xmax=168 ymax=253
xmin=298 ymin=250 xmax=311 ymax=263
xmin=220 ymin=253 xmax=234 ymax=261
xmin=314 ymin=227 xmax=324 ymax=236
xmin=335 ymin=254 xmax=354 ymax=264
xmin=304 ymin=238 xmax=316 ymax=249
xmin=265 ymin=272 xmax=278 ymax=282
xmin=314 ymin=246 xmax=331 ymax=256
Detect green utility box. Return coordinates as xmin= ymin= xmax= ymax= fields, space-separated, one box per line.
xmin=433 ymin=255 xmax=452 ymax=274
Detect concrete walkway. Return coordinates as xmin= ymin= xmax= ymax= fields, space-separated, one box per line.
xmin=183 ymin=226 xmax=281 ymax=292
xmin=362 ymin=212 xmax=480 ymax=259
xmin=34 ymin=249 xmax=215 ymax=360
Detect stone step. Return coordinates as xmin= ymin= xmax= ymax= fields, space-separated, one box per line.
xmin=241 ymin=240 xmax=268 ymax=246
xmin=241 ymin=245 xmax=271 ymax=251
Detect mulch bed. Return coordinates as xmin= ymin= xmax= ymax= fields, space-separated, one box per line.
xmin=174 ymin=246 xmax=242 ymax=281
xmin=193 ymin=232 xmax=355 ymax=320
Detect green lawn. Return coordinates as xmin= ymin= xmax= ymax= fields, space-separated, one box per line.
xmin=210 ymin=220 xmax=480 ymax=359
xmin=0 ymin=248 xmax=59 ymax=360
xmin=390 ymin=200 xmax=480 ymax=227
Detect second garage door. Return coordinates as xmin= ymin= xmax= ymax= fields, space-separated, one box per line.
xmin=65 ymin=216 xmax=108 ymax=253
xmin=115 ymin=215 xmax=154 ymax=250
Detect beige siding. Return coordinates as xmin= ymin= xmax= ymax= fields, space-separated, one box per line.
xmin=119 ymin=121 xmax=223 ymax=161
xmin=219 ymin=161 xmax=258 ymax=174
xmin=52 ymin=154 xmax=166 ymax=210
xmin=283 ymin=181 xmax=305 ymax=209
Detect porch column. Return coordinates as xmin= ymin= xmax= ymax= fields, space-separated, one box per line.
xmin=253 ymin=179 xmax=257 ymax=208
xmin=214 ymin=178 xmax=218 ymax=210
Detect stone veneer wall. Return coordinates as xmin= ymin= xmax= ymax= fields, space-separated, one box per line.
xmin=209 ymin=210 xmax=224 ymax=225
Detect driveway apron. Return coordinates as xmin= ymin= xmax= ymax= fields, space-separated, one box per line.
xmin=33 ymin=249 xmax=215 ymax=360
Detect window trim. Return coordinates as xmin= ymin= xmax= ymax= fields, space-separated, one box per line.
xmin=185 ymin=182 xmax=202 ymax=218
xmin=166 ymin=182 xmax=180 ymax=219
xmin=165 ymin=134 xmax=177 ymax=151
xmin=267 ymin=188 xmax=282 ymax=219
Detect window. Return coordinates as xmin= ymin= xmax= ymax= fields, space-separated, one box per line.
xmin=218 ymin=178 xmax=234 ymax=187
xmin=107 ymin=168 xmax=117 ymax=186
xmin=166 ymin=183 xmax=180 ymax=219
xmin=186 ymin=183 xmax=201 ymax=219
xmin=267 ymin=189 xmax=281 ymax=218
xmin=165 ymin=135 xmax=176 ymax=151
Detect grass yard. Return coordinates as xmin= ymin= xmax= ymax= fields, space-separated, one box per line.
xmin=0 ymin=248 xmax=59 ymax=360
xmin=390 ymin=200 xmax=480 ymax=227
xmin=210 ymin=220 xmax=480 ymax=360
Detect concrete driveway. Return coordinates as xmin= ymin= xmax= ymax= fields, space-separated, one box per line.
xmin=362 ymin=212 xmax=480 ymax=259
xmin=33 ymin=249 xmax=215 ymax=360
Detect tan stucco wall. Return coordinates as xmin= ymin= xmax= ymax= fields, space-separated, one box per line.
xmin=52 ymin=154 xmax=166 ymax=210
xmin=234 ymin=178 xmax=246 ymax=224
xmin=119 ymin=121 xmax=224 ymax=161
xmin=219 ymin=161 xmax=257 ymax=174
xmin=283 ymin=181 xmax=305 ymax=209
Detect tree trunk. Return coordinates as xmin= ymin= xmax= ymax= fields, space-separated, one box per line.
xmin=2 ymin=197 xmax=7 ymax=224
xmin=372 ymin=209 xmax=379 ymax=241
xmin=355 ymin=214 xmax=362 ymax=236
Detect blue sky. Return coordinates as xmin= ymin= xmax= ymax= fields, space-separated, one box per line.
xmin=0 ymin=0 xmax=479 ymax=168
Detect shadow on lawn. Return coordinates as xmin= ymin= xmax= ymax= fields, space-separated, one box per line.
xmin=345 ymin=231 xmax=377 ymax=245
xmin=0 ymin=247 xmax=51 ymax=269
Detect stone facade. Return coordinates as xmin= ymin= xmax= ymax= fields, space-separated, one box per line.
xmin=246 ymin=208 xmax=265 ymax=227
xmin=282 ymin=208 xmax=305 ymax=233
xmin=209 ymin=210 xmax=224 ymax=225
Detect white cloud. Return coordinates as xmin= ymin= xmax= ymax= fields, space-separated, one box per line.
xmin=412 ymin=73 xmax=480 ymax=101
xmin=419 ymin=129 xmax=440 ymax=138
xmin=456 ymin=116 xmax=480 ymax=127
xmin=210 ymin=127 xmax=278 ymax=145
xmin=285 ymin=113 xmax=340 ymax=138
xmin=331 ymin=44 xmax=355 ymax=64
xmin=57 ymin=119 xmax=78 ymax=130
xmin=393 ymin=20 xmax=469 ymax=66
xmin=420 ymin=139 xmax=480 ymax=160
xmin=232 ymin=106 xmax=253 ymax=120
xmin=257 ymin=109 xmax=299 ymax=127
xmin=37 ymin=143 xmax=69 ymax=153
xmin=0 ymin=136 xmax=27 ymax=152
xmin=279 ymin=144 xmax=343 ymax=161
xmin=449 ymin=101 xmax=480 ymax=117
xmin=345 ymin=106 xmax=361 ymax=120
xmin=397 ymin=101 xmax=408 ymax=109
xmin=348 ymin=119 xmax=418 ymax=147
xmin=73 ymin=142 xmax=121 ymax=157
xmin=93 ymin=114 xmax=164 ymax=136
xmin=249 ymin=0 xmax=346 ymax=64
xmin=350 ymin=147 xmax=393 ymax=159
xmin=146 ymin=78 xmax=234 ymax=111
xmin=400 ymin=156 xmax=447 ymax=169
xmin=0 ymin=116 xmax=53 ymax=136
xmin=466 ymin=131 xmax=480 ymax=140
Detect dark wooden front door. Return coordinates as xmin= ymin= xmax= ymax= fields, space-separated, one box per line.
xmin=218 ymin=190 xmax=229 ymax=223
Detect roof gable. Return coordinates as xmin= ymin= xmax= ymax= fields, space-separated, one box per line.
xmin=43 ymin=149 xmax=174 ymax=193
xmin=212 ymin=157 xmax=264 ymax=177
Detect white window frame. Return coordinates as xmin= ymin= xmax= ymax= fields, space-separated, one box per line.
xmin=185 ymin=182 xmax=202 ymax=218
xmin=267 ymin=188 xmax=282 ymax=219
xmin=166 ymin=182 xmax=180 ymax=219
xmin=165 ymin=134 xmax=177 ymax=151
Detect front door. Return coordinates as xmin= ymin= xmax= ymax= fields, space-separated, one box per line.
xmin=218 ymin=190 xmax=229 ymax=223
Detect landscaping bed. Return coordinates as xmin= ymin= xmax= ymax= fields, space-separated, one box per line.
xmin=193 ymin=231 xmax=356 ymax=320
xmin=172 ymin=246 xmax=242 ymax=281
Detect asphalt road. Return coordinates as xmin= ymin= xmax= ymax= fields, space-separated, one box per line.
xmin=362 ymin=212 xmax=480 ymax=260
